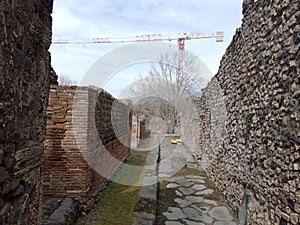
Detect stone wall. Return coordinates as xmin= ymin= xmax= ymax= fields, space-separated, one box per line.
xmin=188 ymin=0 xmax=300 ymax=224
xmin=181 ymin=97 xmax=201 ymax=153
xmin=43 ymin=86 xmax=131 ymax=210
xmin=131 ymin=115 xmax=140 ymax=148
xmin=0 ymin=1 xmax=53 ymax=224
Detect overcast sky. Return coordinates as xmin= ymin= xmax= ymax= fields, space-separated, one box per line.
xmin=50 ymin=0 xmax=243 ymax=97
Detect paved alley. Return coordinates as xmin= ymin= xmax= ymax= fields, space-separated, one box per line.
xmin=133 ymin=135 xmax=237 ymax=225
xmin=156 ymin=137 xmax=237 ymax=225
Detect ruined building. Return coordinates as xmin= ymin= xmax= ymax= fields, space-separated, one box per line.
xmin=0 ymin=0 xmax=299 ymax=224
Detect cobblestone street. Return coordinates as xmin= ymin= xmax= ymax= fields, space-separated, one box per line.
xmin=133 ymin=135 xmax=237 ymax=225
xmin=158 ymin=138 xmax=236 ymax=225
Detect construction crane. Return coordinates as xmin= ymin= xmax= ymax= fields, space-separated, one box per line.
xmin=51 ymin=31 xmax=224 ymax=52
xmin=52 ymin=32 xmax=223 ymax=111
xmin=52 ymin=31 xmax=223 ymax=93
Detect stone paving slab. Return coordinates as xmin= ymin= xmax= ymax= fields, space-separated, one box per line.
xmin=176 ymin=179 xmax=195 ymax=187
xmin=165 ymin=221 xmax=183 ymax=225
xmin=191 ymin=184 xmax=206 ymax=191
xmin=203 ymin=199 xmax=218 ymax=206
xmin=188 ymin=178 xmax=206 ymax=184
xmin=163 ymin=207 xmax=187 ymax=220
xmin=209 ymin=207 xmax=233 ymax=221
xmin=42 ymin=198 xmax=78 ymax=225
xmin=158 ymin=140 xmax=237 ymax=225
xmin=186 ymin=175 xmax=205 ymax=179
xmin=175 ymin=190 xmax=184 ymax=197
xmin=138 ymin=185 xmax=157 ymax=201
xmin=178 ymin=187 xmax=195 ymax=195
xmin=183 ymin=219 xmax=205 ymax=225
xmin=175 ymin=198 xmax=191 ymax=208
xmin=132 ymin=137 xmax=159 ymax=225
xmin=164 ymin=176 xmax=185 ymax=183
xmin=161 ymin=171 xmax=237 ymax=224
xmin=214 ymin=221 xmax=237 ymax=225
xmin=195 ymin=189 xmax=214 ymax=195
xmin=191 ymin=205 xmax=210 ymax=214
xmin=167 ymin=183 xmax=180 ymax=188
xmin=133 ymin=137 xmax=237 ymax=225
xmin=142 ymin=176 xmax=157 ymax=186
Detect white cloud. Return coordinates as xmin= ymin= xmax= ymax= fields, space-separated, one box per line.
xmin=50 ymin=0 xmax=243 ymax=86
xmin=52 ymin=7 xmax=83 ymax=37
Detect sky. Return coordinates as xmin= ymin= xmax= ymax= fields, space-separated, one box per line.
xmin=50 ymin=0 xmax=243 ymax=97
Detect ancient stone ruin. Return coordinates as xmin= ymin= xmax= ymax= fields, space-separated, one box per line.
xmin=43 ymin=86 xmax=131 ymax=211
xmin=183 ymin=0 xmax=300 ymax=224
xmin=0 ymin=0 xmax=299 ymax=224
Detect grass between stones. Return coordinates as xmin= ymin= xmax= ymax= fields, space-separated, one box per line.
xmin=156 ymin=180 xmax=176 ymax=225
xmin=156 ymin=166 xmax=232 ymax=224
xmin=75 ymin=149 xmax=150 ymax=225
xmin=172 ymin=167 xmax=227 ymax=203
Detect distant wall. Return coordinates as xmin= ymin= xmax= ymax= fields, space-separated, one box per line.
xmin=185 ymin=0 xmax=300 ymax=224
xmin=0 ymin=1 xmax=53 ymax=224
xmin=43 ymin=86 xmax=131 ymax=210
xmin=131 ymin=115 xmax=140 ymax=148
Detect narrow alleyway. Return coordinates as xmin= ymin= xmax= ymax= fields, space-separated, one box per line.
xmin=156 ymin=137 xmax=237 ymax=225
xmin=76 ymin=135 xmax=237 ymax=225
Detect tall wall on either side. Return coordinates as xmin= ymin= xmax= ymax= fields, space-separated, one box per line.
xmin=43 ymin=86 xmax=131 ymax=210
xmin=192 ymin=0 xmax=300 ymax=224
xmin=0 ymin=1 xmax=53 ymax=224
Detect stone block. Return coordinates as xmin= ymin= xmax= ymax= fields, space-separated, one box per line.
xmin=47 ymin=198 xmax=78 ymax=225
xmin=0 ymin=167 xmax=9 ymax=183
xmin=171 ymin=156 xmax=187 ymax=169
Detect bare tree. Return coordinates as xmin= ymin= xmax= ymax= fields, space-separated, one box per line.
xmin=133 ymin=96 xmax=176 ymax=133
xmin=59 ymin=74 xmax=78 ymax=86
xmin=129 ymin=51 xmax=205 ymax=133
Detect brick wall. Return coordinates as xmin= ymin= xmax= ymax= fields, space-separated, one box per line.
xmin=43 ymin=86 xmax=131 ymax=210
xmin=183 ymin=0 xmax=300 ymax=224
xmin=0 ymin=1 xmax=53 ymax=224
